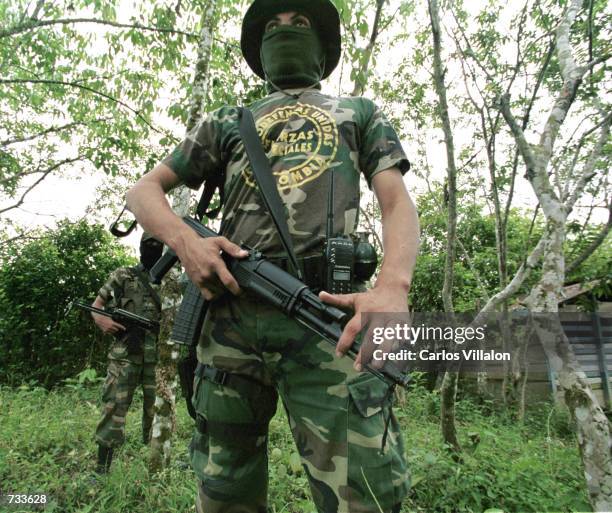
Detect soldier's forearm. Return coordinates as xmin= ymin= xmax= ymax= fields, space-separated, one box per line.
xmin=91 ymin=295 xmax=105 ymax=309
xmin=376 ymin=194 xmax=419 ymax=294
xmin=372 ymin=171 xmax=420 ymax=294
xmin=91 ymin=295 xmax=106 ymax=321
xmin=126 ymin=164 xmax=195 ymax=253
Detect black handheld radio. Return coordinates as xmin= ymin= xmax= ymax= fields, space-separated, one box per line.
xmin=323 ymin=168 xmax=355 ymax=294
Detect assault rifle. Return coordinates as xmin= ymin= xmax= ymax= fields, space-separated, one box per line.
xmin=150 ymin=217 xmax=410 ymax=389
xmin=72 ymin=301 xmax=159 ymax=333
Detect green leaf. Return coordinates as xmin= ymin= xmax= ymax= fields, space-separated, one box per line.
xmin=289 ymin=452 xmax=302 ymax=473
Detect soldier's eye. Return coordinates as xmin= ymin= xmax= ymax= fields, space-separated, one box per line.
xmin=293 ymin=16 xmax=311 ymax=28
xmin=265 ymin=20 xmax=279 ymax=32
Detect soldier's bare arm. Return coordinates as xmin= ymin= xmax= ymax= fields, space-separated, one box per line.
xmin=90 ymin=295 xmax=126 ymax=335
xmin=320 ymin=167 xmax=419 ymax=369
xmin=126 ymin=163 xmax=247 ymax=300
xmin=371 ymin=168 xmax=419 ymax=293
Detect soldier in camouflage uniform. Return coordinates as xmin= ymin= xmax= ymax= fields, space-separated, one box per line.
xmin=126 ymin=0 xmax=420 ymax=510
xmin=90 ymin=233 xmax=163 ymax=474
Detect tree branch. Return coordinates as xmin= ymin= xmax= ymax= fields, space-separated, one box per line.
xmin=30 ymin=0 xmax=44 ymax=21
xmin=566 ymin=113 xmax=611 ymax=210
xmin=0 ymin=232 xmax=42 ymax=247
xmin=0 ymin=168 xmax=45 ymax=187
xmin=502 ymin=38 xmax=555 ymax=235
xmin=0 ymin=16 xmax=240 ymax=50
xmin=474 ymin=233 xmax=547 ymax=323
xmin=185 ymin=2 xmax=217 ymax=131
xmin=555 ymin=112 xmax=597 ymax=200
xmin=497 ymin=94 xmax=538 ymax=177
xmin=556 ymin=0 xmax=582 ymax=82
xmin=0 ymin=78 xmax=173 ymax=138
xmin=428 ymin=0 xmax=458 ymax=314
xmin=566 ymin=203 xmax=612 ymax=276
xmin=350 ymin=0 xmax=385 ymax=97
xmin=0 ymin=156 xmax=84 ymax=215
xmin=1 ymin=119 xmax=98 ymax=146
xmin=583 ymin=53 xmax=611 ymax=72
xmin=0 ymin=17 xmax=199 ymax=39
xmin=537 ymin=0 xmax=586 ymax=167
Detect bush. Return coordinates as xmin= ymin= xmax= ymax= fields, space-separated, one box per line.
xmin=0 ymin=220 xmax=135 ymax=387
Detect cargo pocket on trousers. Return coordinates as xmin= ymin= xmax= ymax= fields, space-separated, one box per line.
xmin=193 ymin=373 xmax=273 ymax=450
xmin=347 ymin=373 xmax=395 ymax=509
xmin=189 ymin=372 xmax=275 ymax=499
xmin=101 ymin=364 xmax=120 ymax=403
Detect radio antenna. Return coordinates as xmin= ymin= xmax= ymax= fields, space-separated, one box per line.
xmin=326 ymin=167 xmax=335 ymax=239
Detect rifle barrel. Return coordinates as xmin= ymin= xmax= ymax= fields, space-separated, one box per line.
xmin=72 ymin=301 xmax=109 ymax=317
xmin=72 ymin=301 xmax=159 ymax=330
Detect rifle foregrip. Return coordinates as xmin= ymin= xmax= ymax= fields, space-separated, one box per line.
xmin=149 ymin=218 xmax=217 ymax=284
xmin=170 ymin=281 xmax=208 ymax=346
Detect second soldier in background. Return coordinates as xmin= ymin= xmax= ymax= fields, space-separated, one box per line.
xmin=90 ymin=233 xmax=163 ymax=474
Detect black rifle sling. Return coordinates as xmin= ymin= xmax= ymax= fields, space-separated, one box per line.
xmin=238 ymin=108 xmax=303 ymax=281
xmin=134 ymin=266 xmax=161 ymax=312
xmin=196 ymin=174 xmax=224 ymax=222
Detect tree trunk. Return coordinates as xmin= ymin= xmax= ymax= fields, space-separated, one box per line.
xmin=494 ymin=0 xmax=611 ymax=504
xmin=440 ymin=371 xmax=461 ymax=455
xmin=512 ymin=319 xmax=531 ymax=421
xmin=148 ymin=1 xmax=218 ymax=472
xmin=148 ymin=267 xmax=184 ymax=472
xmin=427 ymin=0 xmax=461 ymax=454
xmin=525 ymin=221 xmax=612 ymax=510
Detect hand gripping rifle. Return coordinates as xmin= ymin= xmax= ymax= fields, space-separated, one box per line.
xmin=72 ymin=301 xmax=159 ymax=333
xmin=149 ymin=217 xmax=410 ymax=389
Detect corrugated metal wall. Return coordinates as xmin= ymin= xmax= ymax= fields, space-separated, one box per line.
xmin=559 ymin=314 xmax=612 ymax=409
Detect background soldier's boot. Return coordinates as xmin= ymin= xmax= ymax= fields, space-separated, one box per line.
xmin=96 ymin=444 xmax=114 ymax=474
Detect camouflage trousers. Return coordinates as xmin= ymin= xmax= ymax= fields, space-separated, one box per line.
xmin=190 ymin=294 xmax=409 ymax=513
xmin=95 ymin=358 xmax=156 ymax=448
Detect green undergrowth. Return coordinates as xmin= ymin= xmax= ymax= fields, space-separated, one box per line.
xmin=0 ymin=380 xmax=590 ymax=513
xmin=396 ymin=386 xmax=590 ymax=513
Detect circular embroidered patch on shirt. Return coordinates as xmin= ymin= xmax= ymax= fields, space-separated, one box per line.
xmin=242 ymin=103 xmax=339 ymax=191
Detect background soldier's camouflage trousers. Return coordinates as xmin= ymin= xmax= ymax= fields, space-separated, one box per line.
xmin=95 ymin=359 xmax=156 ymax=447
xmin=191 ymin=294 xmax=410 ymax=513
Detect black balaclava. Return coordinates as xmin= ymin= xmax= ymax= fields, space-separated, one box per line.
xmin=260 ymin=23 xmax=325 ymax=91
xmin=139 ymin=238 xmax=163 ymax=271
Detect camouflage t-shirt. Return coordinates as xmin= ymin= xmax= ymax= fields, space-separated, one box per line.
xmin=163 ymin=89 xmax=410 ymax=257
xmin=98 ymin=266 xmax=160 ymax=363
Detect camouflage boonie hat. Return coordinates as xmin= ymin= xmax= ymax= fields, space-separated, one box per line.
xmin=241 ymin=0 xmax=341 ymax=80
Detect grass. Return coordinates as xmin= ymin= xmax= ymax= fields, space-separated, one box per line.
xmin=0 ymin=379 xmax=592 ymax=513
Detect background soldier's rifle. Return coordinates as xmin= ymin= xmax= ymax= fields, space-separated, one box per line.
xmin=72 ymin=301 xmax=159 ymax=333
